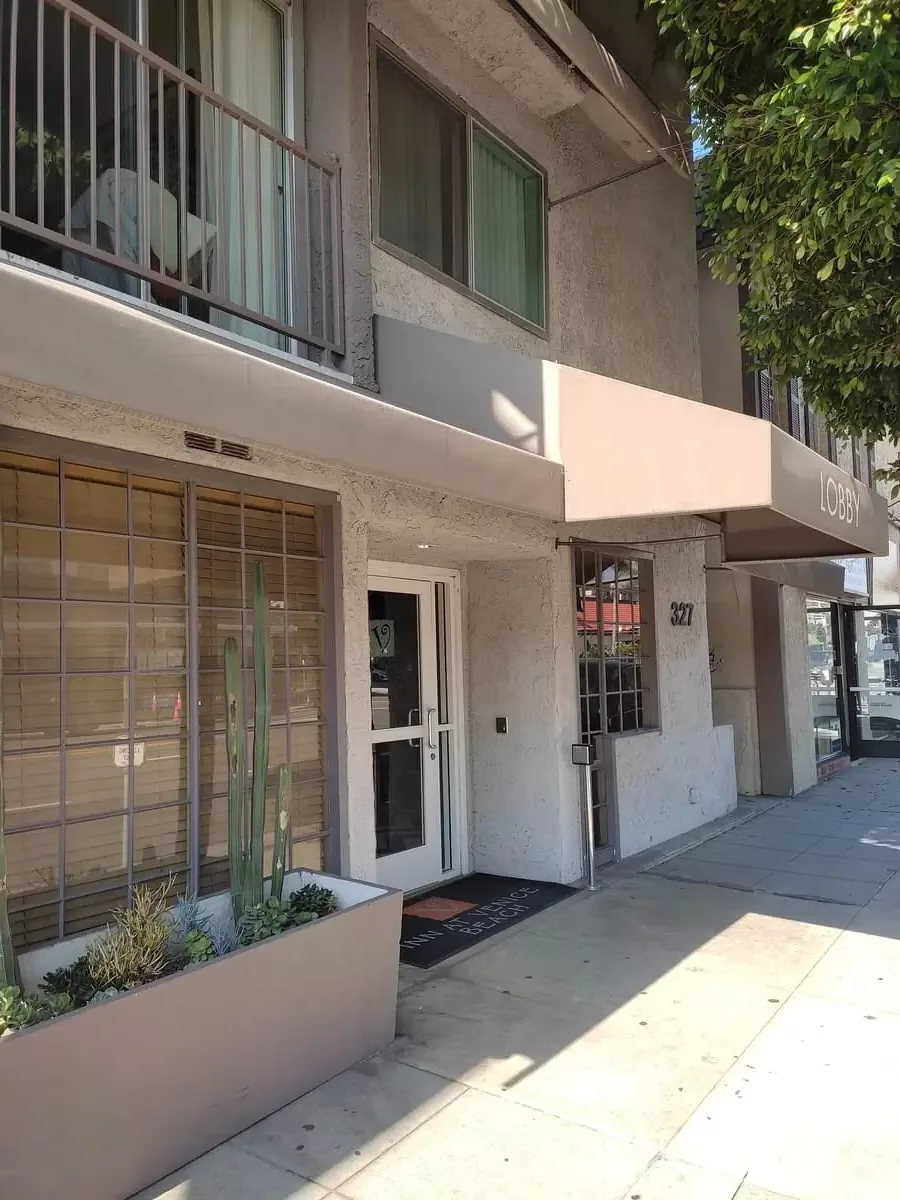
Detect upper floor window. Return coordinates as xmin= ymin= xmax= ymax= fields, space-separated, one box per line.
xmin=373 ymin=44 xmax=547 ymax=332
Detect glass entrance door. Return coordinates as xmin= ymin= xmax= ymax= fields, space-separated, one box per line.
xmin=845 ymin=607 xmax=900 ymax=757
xmin=806 ymin=601 xmax=846 ymax=763
xmin=369 ymin=576 xmax=443 ymax=891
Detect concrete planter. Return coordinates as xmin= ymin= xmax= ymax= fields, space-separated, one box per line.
xmin=0 ymin=872 xmax=402 ymax=1200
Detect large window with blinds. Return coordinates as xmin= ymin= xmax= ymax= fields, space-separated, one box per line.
xmin=373 ymin=42 xmax=546 ymax=330
xmin=1 ymin=448 xmax=331 ymax=950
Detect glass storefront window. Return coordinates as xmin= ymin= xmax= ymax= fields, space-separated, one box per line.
xmin=807 ymin=601 xmax=842 ymax=762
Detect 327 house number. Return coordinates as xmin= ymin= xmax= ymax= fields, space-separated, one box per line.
xmin=670 ymin=601 xmax=694 ymax=627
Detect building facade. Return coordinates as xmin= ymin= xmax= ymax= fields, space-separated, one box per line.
xmin=0 ymin=0 xmax=887 ymax=976
xmin=698 ymin=251 xmax=900 ymax=794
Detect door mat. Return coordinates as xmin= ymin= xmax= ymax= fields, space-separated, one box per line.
xmin=399 ymin=873 xmax=576 ymax=969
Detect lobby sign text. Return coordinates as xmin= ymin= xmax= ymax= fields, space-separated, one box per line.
xmin=820 ymin=472 xmax=861 ymax=528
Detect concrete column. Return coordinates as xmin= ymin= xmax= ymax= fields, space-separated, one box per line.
xmin=751 ymin=578 xmax=816 ymax=796
xmin=333 ymin=492 xmax=376 ymax=880
xmin=706 ymin=569 xmax=761 ymax=795
xmin=466 ymin=552 xmax=582 ymax=884
xmin=303 ymin=0 xmax=376 ymax=387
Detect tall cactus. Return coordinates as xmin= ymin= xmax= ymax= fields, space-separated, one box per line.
xmin=0 ymin=737 xmax=15 ymax=987
xmin=270 ymin=765 xmax=291 ymax=904
xmin=224 ymin=561 xmax=291 ymax=920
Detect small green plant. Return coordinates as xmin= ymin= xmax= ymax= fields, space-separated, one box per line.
xmin=42 ymin=955 xmax=96 ymax=1008
xmin=238 ymin=897 xmax=298 ymax=945
xmin=184 ymin=929 xmax=216 ymax=963
xmin=86 ymin=879 xmax=176 ymax=991
xmin=208 ymin=914 xmax=240 ymax=957
xmin=1 ymin=985 xmax=72 ymax=1035
xmin=289 ymin=882 xmax=338 ymax=920
xmin=171 ymin=895 xmax=208 ymax=941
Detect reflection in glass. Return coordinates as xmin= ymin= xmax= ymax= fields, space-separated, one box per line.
xmin=369 ymin=590 xmax=420 ymax=731
xmin=806 ymin=601 xmax=842 ymax=761
xmin=852 ymin=608 xmax=900 ymax=743
xmin=373 ymin=739 xmax=424 ymax=857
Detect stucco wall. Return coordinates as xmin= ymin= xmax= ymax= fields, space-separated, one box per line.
xmin=613 ymin=534 xmax=736 ymax=856
xmin=706 ymin=568 xmax=761 ymax=795
xmin=304 ymin=0 xmax=376 ymax=387
xmin=698 ymin=263 xmax=744 ymax=413
xmin=782 ymin=585 xmax=818 ymax=795
xmin=567 ymin=516 xmax=738 ymax=857
xmin=367 ymin=0 xmax=701 ymax=401
xmin=2 ymin=380 xmax=558 ymax=888
xmin=466 ymin=554 xmax=582 ymax=883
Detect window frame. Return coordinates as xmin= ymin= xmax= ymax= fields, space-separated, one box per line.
xmin=0 ymin=427 xmax=341 ymax=949
xmin=369 ymin=32 xmax=549 ymax=337
xmin=573 ymin=543 xmax=660 ymax=741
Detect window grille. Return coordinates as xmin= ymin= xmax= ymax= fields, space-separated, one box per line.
xmin=0 ymin=449 xmax=329 ymax=949
xmin=573 ymin=546 xmax=658 ymax=847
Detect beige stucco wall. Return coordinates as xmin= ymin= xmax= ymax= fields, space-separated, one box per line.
xmin=698 ymin=261 xmax=744 ymax=413
xmin=466 ymin=553 xmax=582 ymax=883
xmin=366 ymin=0 xmax=701 ymax=401
xmin=567 ymin=515 xmax=738 ymax=857
xmin=1 ymin=377 xmax=560 ymax=887
xmin=706 ymin=569 xmax=761 ymax=795
xmin=4 ymin=372 xmax=736 ymax=879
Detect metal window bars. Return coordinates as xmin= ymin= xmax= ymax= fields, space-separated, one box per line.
xmin=1 ymin=0 xmax=344 ymax=358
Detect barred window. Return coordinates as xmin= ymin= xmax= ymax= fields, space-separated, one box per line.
xmin=575 ymin=551 xmax=658 ymax=739
xmin=1 ymin=450 xmax=330 ymax=950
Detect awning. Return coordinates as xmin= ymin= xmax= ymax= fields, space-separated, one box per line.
xmin=552 ymin=365 xmax=889 ymax=561
xmin=511 ymin=0 xmax=690 ymax=176
xmin=710 ymin=557 xmax=851 ymax=602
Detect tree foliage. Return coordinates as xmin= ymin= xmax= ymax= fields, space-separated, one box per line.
xmin=648 ymin=0 xmax=900 ymax=473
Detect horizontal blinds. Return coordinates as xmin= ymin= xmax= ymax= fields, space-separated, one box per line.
xmin=1 ymin=453 xmax=329 ymax=950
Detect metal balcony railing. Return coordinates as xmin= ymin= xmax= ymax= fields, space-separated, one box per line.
xmin=1 ymin=0 xmax=344 ymax=357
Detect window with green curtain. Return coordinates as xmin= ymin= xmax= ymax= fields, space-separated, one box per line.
xmin=472 ymin=128 xmax=545 ymax=328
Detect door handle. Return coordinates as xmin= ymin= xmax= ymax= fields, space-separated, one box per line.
xmin=408 ymin=707 xmax=420 ymax=747
xmin=426 ymin=708 xmax=437 ymax=750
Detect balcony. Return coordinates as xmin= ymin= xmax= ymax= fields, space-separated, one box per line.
xmin=1 ymin=0 xmax=343 ymax=359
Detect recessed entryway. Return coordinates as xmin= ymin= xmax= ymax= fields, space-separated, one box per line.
xmin=368 ymin=563 xmax=466 ymax=893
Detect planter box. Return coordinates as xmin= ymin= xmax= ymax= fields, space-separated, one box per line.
xmin=0 ymin=872 xmax=402 ymax=1200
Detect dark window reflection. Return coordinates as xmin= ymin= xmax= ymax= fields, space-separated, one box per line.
xmin=369 ymin=590 xmax=421 ymax=731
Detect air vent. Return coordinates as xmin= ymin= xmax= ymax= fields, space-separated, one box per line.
xmin=184 ymin=431 xmax=217 ymax=453
xmin=220 ymin=440 xmax=252 ymax=460
xmin=184 ymin=431 xmax=253 ymax=461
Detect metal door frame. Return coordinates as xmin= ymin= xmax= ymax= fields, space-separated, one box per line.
xmin=367 ymin=561 xmax=469 ymax=890
xmin=842 ymin=604 xmax=900 ymax=759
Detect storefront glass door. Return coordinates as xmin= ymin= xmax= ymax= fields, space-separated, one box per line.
xmin=845 ymin=607 xmax=900 ymax=756
xmin=806 ymin=601 xmax=845 ymax=763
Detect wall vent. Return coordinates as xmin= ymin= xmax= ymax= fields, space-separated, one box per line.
xmin=184 ymin=431 xmax=252 ymax=461
xmin=220 ymin=439 xmax=252 ymax=460
xmin=184 ymin=431 xmax=217 ymax=453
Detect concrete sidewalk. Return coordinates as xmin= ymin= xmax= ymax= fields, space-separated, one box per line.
xmin=138 ymin=762 xmax=900 ymax=1200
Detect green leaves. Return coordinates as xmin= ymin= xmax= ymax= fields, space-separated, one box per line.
xmin=650 ymin=0 xmax=900 ymax=450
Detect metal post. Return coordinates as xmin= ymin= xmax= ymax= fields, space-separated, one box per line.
xmin=571 ymin=743 xmax=599 ymax=891
xmin=582 ymin=762 xmax=597 ymax=890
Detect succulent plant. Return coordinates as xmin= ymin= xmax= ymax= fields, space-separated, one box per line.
xmin=289 ymin=882 xmax=338 ymax=920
